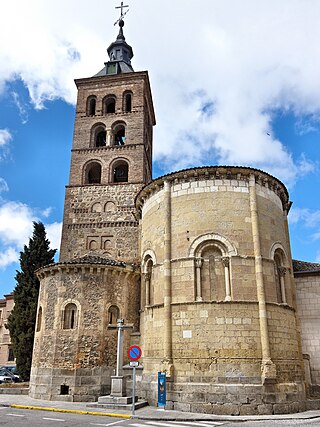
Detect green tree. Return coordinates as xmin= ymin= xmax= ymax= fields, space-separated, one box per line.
xmin=6 ymin=222 xmax=56 ymax=380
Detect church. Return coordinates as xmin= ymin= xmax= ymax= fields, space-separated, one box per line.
xmin=29 ymin=12 xmax=320 ymax=415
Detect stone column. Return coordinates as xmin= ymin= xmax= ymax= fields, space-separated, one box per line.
xmin=278 ymin=267 xmax=287 ymax=304
xmin=249 ymin=174 xmax=276 ymax=383
xmin=195 ymin=257 xmax=203 ymax=301
xmin=106 ymin=128 xmax=113 ymax=146
xmin=161 ymin=180 xmax=173 ymax=377
xmin=145 ymin=272 xmax=151 ymax=306
xmin=222 ymin=257 xmax=231 ymax=302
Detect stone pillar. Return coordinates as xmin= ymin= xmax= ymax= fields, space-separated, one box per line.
xmin=161 ymin=180 xmax=173 ymax=377
xmin=278 ymin=267 xmax=287 ymax=304
xmin=145 ymin=272 xmax=151 ymax=306
xmin=249 ymin=174 xmax=276 ymax=383
xmin=195 ymin=257 xmax=203 ymax=301
xmin=222 ymin=257 xmax=231 ymax=302
xmin=106 ymin=128 xmax=113 ymax=146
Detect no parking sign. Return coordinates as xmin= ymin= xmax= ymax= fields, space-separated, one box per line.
xmin=128 ymin=345 xmax=142 ymax=361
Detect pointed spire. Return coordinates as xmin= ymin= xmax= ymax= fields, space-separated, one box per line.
xmin=94 ymin=5 xmax=134 ymax=77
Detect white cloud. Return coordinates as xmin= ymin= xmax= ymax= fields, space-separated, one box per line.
xmin=12 ymin=91 xmax=29 ymax=124
xmin=41 ymin=207 xmax=53 ymax=218
xmin=0 ymin=129 xmax=12 ymax=160
xmin=45 ymin=221 xmax=62 ymax=252
xmin=0 ymin=201 xmax=61 ymax=269
xmin=0 ymin=201 xmax=36 ymax=247
xmin=1 ymin=1 xmax=320 ymax=184
xmin=289 ymin=207 xmax=320 ymax=228
xmin=0 ymin=247 xmax=19 ymax=269
xmin=0 ymin=178 xmax=9 ymax=193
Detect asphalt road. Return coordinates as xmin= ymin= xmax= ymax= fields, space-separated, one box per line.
xmin=1 ymin=407 xmax=320 ymax=427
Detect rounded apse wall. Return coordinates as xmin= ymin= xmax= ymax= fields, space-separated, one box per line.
xmin=136 ymin=166 xmax=305 ymax=415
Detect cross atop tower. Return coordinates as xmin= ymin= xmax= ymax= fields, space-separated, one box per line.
xmin=114 ymin=1 xmax=129 ymax=25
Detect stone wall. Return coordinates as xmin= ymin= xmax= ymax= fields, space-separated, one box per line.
xmin=295 ymin=272 xmax=320 ymax=386
xmin=0 ymin=294 xmax=14 ymax=366
xmin=137 ymin=166 xmax=305 ymax=414
xmin=29 ymin=262 xmax=140 ymax=402
xmin=60 ymin=183 xmax=142 ymax=262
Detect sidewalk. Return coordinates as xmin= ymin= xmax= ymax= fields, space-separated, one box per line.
xmin=1 ymin=393 xmax=320 ymax=422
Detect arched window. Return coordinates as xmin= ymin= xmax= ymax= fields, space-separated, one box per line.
xmin=112 ymin=160 xmax=128 ymax=183
xmin=103 ymin=239 xmax=112 ymax=250
xmin=85 ymin=162 xmax=102 ymax=184
xmin=103 ymin=96 xmax=116 ymax=114
xmin=63 ymin=303 xmax=78 ymax=329
xmin=114 ymin=125 xmax=126 ymax=146
xmin=144 ymin=256 xmax=154 ymax=306
xmin=192 ymin=237 xmax=232 ymax=302
xmin=90 ymin=124 xmax=107 ymax=147
xmin=274 ymin=249 xmax=287 ymax=304
xmin=89 ymin=239 xmax=98 ymax=250
xmin=91 ymin=202 xmax=102 ymax=213
xmin=36 ymin=306 xmax=42 ymax=332
xmin=123 ymin=92 xmax=132 ymax=113
xmin=96 ymin=130 xmax=106 ymax=147
xmin=86 ymin=96 xmax=96 ymax=116
xmin=108 ymin=305 xmax=120 ymax=325
xmin=104 ymin=201 xmax=116 ymax=212
xmin=199 ymin=246 xmax=227 ymax=301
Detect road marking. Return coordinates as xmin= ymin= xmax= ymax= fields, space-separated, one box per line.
xmin=106 ymin=420 xmax=130 ymax=426
xmin=131 ymin=422 xmax=225 ymax=427
xmin=90 ymin=420 xmax=127 ymax=427
xmin=43 ymin=417 xmax=65 ymax=422
xmin=170 ymin=422 xmax=225 ymax=426
xmin=7 ymin=413 xmax=26 ymax=417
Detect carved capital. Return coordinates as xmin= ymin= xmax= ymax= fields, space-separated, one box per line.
xmin=195 ymin=257 xmax=203 ymax=268
xmin=278 ymin=266 xmax=286 ymax=277
xmin=222 ymin=257 xmax=230 ymax=268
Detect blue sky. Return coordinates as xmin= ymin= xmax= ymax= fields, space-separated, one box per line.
xmin=1 ymin=0 xmax=320 ymax=297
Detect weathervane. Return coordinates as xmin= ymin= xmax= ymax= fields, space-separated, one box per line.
xmin=114 ymin=1 xmax=129 ymax=25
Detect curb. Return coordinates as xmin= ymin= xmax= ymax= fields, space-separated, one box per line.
xmin=10 ymin=404 xmax=132 ymax=419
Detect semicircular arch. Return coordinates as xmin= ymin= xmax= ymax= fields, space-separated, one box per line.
xmin=189 ymin=233 xmax=238 ymax=258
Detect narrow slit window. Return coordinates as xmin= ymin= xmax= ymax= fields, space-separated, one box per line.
xmin=63 ymin=303 xmax=78 ymax=329
xmin=124 ymin=93 xmax=132 ymax=112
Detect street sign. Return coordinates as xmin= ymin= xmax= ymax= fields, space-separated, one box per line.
xmin=129 ymin=361 xmax=139 ymax=367
xmin=128 ymin=345 xmax=142 ymax=361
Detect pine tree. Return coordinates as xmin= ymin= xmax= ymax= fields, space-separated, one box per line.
xmin=6 ymin=222 xmax=56 ymax=380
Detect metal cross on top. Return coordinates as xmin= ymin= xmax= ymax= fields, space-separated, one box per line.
xmin=115 ymin=1 xmax=129 ymax=25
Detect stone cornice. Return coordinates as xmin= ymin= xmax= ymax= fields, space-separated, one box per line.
xmin=75 ymin=70 xmax=150 ymax=88
xmin=135 ymin=166 xmax=290 ymax=213
xmin=36 ymin=261 xmax=140 ymax=280
xmin=71 ymin=144 xmax=142 ymax=154
xmin=65 ymin=221 xmax=138 ymax=229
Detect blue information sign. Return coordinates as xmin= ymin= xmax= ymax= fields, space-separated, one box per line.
xmin=157 ymin=372 xmax=166 ymax=407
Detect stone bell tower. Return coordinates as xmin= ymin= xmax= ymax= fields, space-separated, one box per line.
xmin=29 ymin=15 xmax=156 ymax=402
xmin=59 ymin=18 xmax=155 ymax=264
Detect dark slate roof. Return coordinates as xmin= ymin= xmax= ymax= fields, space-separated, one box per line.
xmin=94 ymin=61 xmax=134 ymax=77
xmin=36 ymin=253 xmax=139 ymax=273
xmin=292 ymin=260 xmax=320 ymax=274
xmin=65 ymin=254 xmax=127 ymax=268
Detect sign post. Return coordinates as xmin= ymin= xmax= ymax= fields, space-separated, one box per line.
xmin=158 ymin=371 xmax=166 ymax=408
xmin=107 ymin=319 xmax=133 ymax=397
xmin=128 ymin=345 xmax=142 ymax=415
